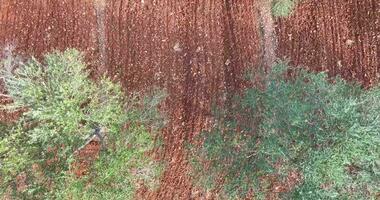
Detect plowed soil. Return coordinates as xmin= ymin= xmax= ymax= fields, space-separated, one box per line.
xmin=0 ymin=0 xmax=379 ymax=199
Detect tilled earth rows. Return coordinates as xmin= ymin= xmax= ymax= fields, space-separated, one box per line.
xmin=0 ymin=0 xmax=379 ymax=199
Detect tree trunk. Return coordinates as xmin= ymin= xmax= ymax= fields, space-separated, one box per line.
xmin=258 ymin=0 xmax=277 ymax=70
xmin=94 ymin=0 xmax=107 ymax=75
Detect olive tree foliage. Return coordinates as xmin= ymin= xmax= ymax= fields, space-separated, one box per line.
xmin=272 ymin=0 xmax=300 ymax=17
xmin=191 ymin=62 xmax=380 ymax=199
xmin=0 ymin=49 xmax=165 ymax=199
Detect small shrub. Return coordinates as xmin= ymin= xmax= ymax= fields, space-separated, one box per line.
xmin=191 ymin=62 xmax=380 ymax=199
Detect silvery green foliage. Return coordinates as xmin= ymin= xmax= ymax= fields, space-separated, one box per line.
xmin=1 ymin=44 xmax=21 ymax=76
xmin=0 ymin=49 xmax=164 ymax=199
xmin=272 ymin=0 xmax=298 ymax=17
xmin=192 ymin=62 xmax=380 ymax=199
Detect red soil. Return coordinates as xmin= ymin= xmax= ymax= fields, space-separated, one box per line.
xmin=0 ymin=0 xmax=378 ymax=199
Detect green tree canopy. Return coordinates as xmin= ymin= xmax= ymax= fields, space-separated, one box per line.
xmin=0 ymin=49 xmax=164 ymax=199
xmin=191 ymin=62 xmax=380 ymax=199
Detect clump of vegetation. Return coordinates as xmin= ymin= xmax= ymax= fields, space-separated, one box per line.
xmin=272 ymin=0 xmax=298 ymax=17
xmin=0 ymin=49 xmax=165 ymax=199
xmin=191 ymin=62 xmax=380 ymax=199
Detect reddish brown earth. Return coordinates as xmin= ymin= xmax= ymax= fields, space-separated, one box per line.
xmin=0 ymin=0 xmax=379 ymax=199
xmin=72 ymin=137 xmax=102 ymax=177
xmin=0 ymin=95 xmax=24 ymax=123
xmin=277 ymin=0 xmax=380 ymax=87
